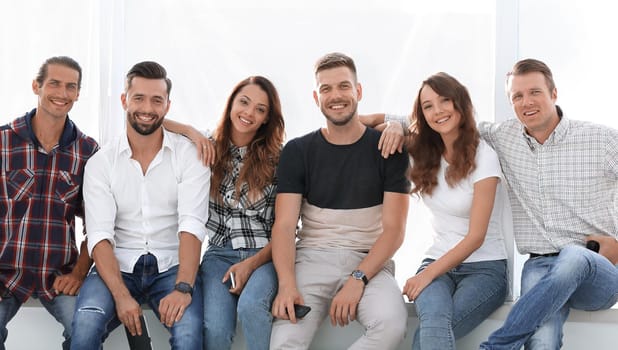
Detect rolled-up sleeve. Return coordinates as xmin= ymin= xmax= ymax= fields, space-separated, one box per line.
xmin=83 ymin=151 xmax=117 ymax=256
xmin=176 ymin=142 xmax=210 ymax=242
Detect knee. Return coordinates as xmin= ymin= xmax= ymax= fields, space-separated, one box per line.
xmin=204 ymin=319 xmax=232 ymax=338
xmin=415 ymin=296 xmax=451 ymax=323
xmin=72 ymin=305 xmax=109 ymax=331
xmin=73 ymin=305 xmax=108 ymax=321
xmin=171 ymin=322 xmax=203 ymax=349
xmin=237 ymin=294 xmax=270 ymax=320
xmin=203 ymin=312 xmax=234 ymax=341
xmin=417 ymin=310 xmax=452 ymax=328
xmin=70 ymin=306 xmax=110 ymax=347
xmin=560 ymin=245 xmax=589 ymax=261
xmin=554 ymin=246 xmax=593 ymax=275
xmin=366 ymin=310 xmax=407 ymax=343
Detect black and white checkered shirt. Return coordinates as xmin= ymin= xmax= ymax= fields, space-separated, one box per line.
xmin=207 ymin=143 xmax=276 ymax=249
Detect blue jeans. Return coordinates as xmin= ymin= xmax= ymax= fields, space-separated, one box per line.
xmin=480 ymin=245 xmax=618 ymax=350
xmin=412 ymin=258 xmax=507 ymax=350
xmin=201 ymin=242 xmax=277 ymax=350
xmin=0 ymin=291 xmax=75 ymax=350
xmin=70 ymin=254 xmax=203 ymax=350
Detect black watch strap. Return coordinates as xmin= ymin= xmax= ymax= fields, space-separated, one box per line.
xmin=174 ymin=282 xmax=193 ymax=296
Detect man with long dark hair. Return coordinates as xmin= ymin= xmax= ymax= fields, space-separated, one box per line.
xmin=0 ymin=56 xmax=98 ymax=350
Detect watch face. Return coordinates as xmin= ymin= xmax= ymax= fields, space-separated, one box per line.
xmin=352 ymin=270 xmax=364 ymax=279
xmin=351 ymin=270 xmax=368 ymax=285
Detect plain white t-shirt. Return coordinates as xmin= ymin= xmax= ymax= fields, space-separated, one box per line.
xmin=422 ymin=140 xmax=508 ymax=262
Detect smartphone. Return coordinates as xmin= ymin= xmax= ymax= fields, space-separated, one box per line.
xmin=292 ymin=304 xmax=311 ymax=318
xmin=230 ymin=272 xmax=236 ymax=289
xmin=586 ymin=240 xmax=600 ymax=253
xmin=125 ymin=315 xmax=152 ymax=350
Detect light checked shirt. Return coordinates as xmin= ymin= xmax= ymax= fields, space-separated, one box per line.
xmin=480 ymin=108 xmax=618 ymax=254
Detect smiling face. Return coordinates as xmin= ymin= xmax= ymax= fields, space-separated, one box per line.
xmin=508 ymin=71 xmax=559 ymax=142
xmin=229 ymin=84 xmax=270 ymax=145
xmin=32 ymin=64 xmax=80 ymax=120
xmin=122 ymin=76 xmax=170 ymax=136
xmin=419 ymin=84 xmax=462 ymax=140
xmin=313 ymin=66 xmax=362 ymax=126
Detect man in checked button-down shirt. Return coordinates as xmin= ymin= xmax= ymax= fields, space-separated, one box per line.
xmin=475 ymin=59 xmax=618 ymax=350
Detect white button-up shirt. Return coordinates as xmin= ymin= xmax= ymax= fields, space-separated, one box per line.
xmin=84 ymin=129 xmax=210 ymax=273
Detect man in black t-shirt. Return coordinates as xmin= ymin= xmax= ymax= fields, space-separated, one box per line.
xmin=270 ymin=52 xmax=410 ymax=350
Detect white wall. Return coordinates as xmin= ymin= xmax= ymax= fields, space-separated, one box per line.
xmin=517 ymin=0 xmax=618 ymax=129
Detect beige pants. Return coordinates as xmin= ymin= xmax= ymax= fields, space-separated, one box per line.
xmin=270 ymin=248 xmax=407 ymax=350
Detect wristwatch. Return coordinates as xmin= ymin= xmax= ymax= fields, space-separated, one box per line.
xmin=351 ymin=270 xmax=369 ymax=285
xmin=174 ymin=282 xmax=194 ymax=296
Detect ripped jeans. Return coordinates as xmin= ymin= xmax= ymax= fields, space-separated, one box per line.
xmin=70 ymin=254 xmax=203 ymax=350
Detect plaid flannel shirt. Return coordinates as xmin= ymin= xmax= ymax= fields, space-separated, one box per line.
xmin=0 ymin=109 xmax=98 ymax=302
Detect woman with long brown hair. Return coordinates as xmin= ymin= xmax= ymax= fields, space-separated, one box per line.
xmin=402 ymin=72 xmax=508 ymax=349
xmin=165 ymin=75 xmax=284 ymax=350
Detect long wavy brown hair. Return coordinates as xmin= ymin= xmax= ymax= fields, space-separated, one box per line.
xmin=407 ymin=72 xmax=479 ymax=196
xmin=210 ymin=76 xmax=285 ymax=203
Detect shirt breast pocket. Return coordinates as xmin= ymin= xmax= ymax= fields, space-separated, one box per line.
xmin=4 ymin=169 xmax=35 ymax=201
xmin=55 ymin=170 xmax=82 ymax=205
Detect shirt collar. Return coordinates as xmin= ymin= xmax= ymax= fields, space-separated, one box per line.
xmin=119 ymin=127 xmax=173 ymax=156
xmin=229 ymin=142 xmax=247 ymax=161
xmin=521 ymin=105 xmax=568 ymax=149
xmin=20 ymin=108 xmax=77 ymax=149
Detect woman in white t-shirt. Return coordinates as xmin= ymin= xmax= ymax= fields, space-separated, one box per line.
xmin=402 ymin=72 xmax=508 ymax=350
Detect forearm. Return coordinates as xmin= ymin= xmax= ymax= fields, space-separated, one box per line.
xmin=271 ymin=193 xmax=302 ymax=289
xmin=422 ymin=234 xmax=484 ymax=280
xmin=244 ymin=242 xmax=273 ymax=271
xmin=272 ymin=225 xmax=298 ymax=288
xmin=162 ymin=119 xmax=196 ymax=137
xmin=176 ymin=232 xmax=202 ymax=286
xmin=359 ymin=113 xmax=386 ymax=128
xmin=72 ymin=240 xmax=93 ymax=278
xmin=357 ymin=192 xmax=409 ymax=279
xmin=91 ymin=240 xmax=131 ymax=300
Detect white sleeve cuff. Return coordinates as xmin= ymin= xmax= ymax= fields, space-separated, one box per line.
xmin=86 ymin=234 xmax=116 ymax=257
xmin=178 ymin=218 xmax=207 ymax=242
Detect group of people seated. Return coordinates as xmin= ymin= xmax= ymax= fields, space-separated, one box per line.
xmin=1 ymin=52 xmax=617 ymax=350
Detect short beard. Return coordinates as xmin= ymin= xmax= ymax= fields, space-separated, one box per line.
xmin=128 ymin=112 xmax=163 ymax=136
xmin=322 ymin=105 xmax=357 ymax=126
